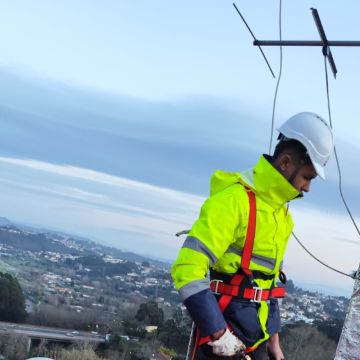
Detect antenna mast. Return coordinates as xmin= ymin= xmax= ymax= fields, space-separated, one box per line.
xmin=334 ymin=265 xmax=360 ymax=359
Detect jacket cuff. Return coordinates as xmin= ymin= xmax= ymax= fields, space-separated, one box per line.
xmin=184 ymin=289 xmax=226 ymax=337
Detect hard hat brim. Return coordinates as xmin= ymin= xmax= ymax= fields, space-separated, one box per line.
xmin=312 ymin=161 xmax=326 ymax=180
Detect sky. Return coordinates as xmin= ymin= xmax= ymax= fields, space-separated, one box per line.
xmin=0 ymin=1 xmax=359 ymax=295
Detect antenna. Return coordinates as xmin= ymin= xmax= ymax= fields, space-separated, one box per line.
xmin=233 ymin=3 xmax=275 ymax=78
xmin=234 ymin=3 xmax=360 ymax=79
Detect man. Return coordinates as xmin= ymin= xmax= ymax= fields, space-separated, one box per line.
xmin=171 ymin=112 xmax=333 ymax=359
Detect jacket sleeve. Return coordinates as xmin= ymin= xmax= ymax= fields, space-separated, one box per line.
xmin=171 ymin=190 xmax=244 ymax=336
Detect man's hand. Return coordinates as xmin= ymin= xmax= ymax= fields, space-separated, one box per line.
xmin=208 ymin=328 xmax=246 ymax=356
xmin=266 ymin=333 xmax=285 ymax=360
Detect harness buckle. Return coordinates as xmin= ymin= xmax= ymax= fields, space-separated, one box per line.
xmin=250 ymin=287 xmax=263 ymax=303
xmin=210 ymin=279 xmax=223 ymax=295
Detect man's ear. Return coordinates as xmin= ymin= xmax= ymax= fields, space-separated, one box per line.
xmin=278 ymin=154 xmax=293 ymax=172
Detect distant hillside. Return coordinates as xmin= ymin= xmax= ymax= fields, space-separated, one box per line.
xmin=73 ymin=254 xmax=139 ymax=276
xmin=0 ymin=217 xmax=12 ymax=226
xmin=0 ymin=220 xmax=169 ymax=268
xmin=0 ymin=226 xmax=77 ymax=254
xmin=96 ymin=245 xmax=170 ymax=267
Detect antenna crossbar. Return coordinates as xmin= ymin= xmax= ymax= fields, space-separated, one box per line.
xmin=234 ymin=3 xmax=360 ymax=78
xmin=253 ymin=40 xmax=360 ymax=47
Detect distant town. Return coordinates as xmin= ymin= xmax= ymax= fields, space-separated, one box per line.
xmin=0 ymin=220 xmax=351 ymax=359
xmin=0 ymin=223 xmax=349 ymax=328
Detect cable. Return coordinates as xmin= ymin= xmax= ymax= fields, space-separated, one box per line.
xmin=268 ymin=1 xmax=355 ymax=280
xmin=323 ymin=56 xmax=360 ymax=238
xmin=286 ymin=57 xmax=357 ymax=280
xmin=292 ymin=232 xmax=355 ymax=279
xmin=269 ymin=0 xmax=283 ymax=154
xmin=185 ymin=322 xmax=195 ymax=360
xmin=286 ymin=59 xmax=358 ymax=281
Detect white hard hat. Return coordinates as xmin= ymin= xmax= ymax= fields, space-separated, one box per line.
xmin=277 ymin=112 xmax=333 ymax=180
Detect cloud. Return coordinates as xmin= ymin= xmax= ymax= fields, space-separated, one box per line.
xmin=0 ymin=155 xmax=203 ymax=207
xmin=0 ymin=156 xmax=203 ymax=256
xmin=2 ymin=67 xmax=360 ymax=210
xmin=0 ymin=68 xmax=269 ymax=196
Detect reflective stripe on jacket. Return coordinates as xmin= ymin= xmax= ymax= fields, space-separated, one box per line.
xmin=171 ymin=155 xmax=300 ymax=341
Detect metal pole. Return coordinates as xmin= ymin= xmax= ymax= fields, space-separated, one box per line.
xmin=27 ymin=337 xmax=32 ymax=353
xmin=334 ymin=264 xmax=360 ymax=360
xmin=233 ymin=3 xmax=275 ymax=77
xmin=310 ymin=8 xmax=337 ymax=79
xmin=253 ymin=40 xmax=360 ymax=47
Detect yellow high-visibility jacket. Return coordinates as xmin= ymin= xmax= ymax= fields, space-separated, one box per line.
xmin=171 ymin=155 xmax=300 ymax=346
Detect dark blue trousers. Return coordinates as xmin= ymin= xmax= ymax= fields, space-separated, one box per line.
xmin=195 ymin=299 xmax=281 ymax=359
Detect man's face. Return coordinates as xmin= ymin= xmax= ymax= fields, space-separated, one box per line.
xmin=291 ymin=163 xmax=317 ymax=194
xmin=277 ymin=154 xmax=317 ymax=195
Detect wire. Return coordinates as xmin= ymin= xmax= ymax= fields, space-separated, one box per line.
xmin=288 ymin=56 xmax=357 ymax=280
xmin=268 ymin=1 xmax=356 ymax=280
xmin=324 ymin=56 xmax=360 ymax=238
xmin=292 ymin=232 xmax=354 ymax=279
xmin=269 ymin=0 xmax=283 ymax=154
xmin=185 ymin=322 xmax=195 ymax=360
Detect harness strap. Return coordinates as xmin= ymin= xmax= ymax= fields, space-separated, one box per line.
xmin=241 ymin=190 xmax=256 ymax=276
xmin=218 ymin=273 xmax=244 ymax=311
xmin=210 ymin=281 xmax=285 ymax=301
xmin=197 ymin=190 xmax=257 ymax=350
xmin=243 ymin=286 xmax=285 ymax=301
xmin=197 ymin=273 xmax=245 ymax=347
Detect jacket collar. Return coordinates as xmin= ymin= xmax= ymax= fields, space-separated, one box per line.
xmin=239 ymin=155 xmax=300 ymax=209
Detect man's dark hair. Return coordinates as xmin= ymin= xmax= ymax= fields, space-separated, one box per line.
xmin=271 ymin=138 xmax=312 ymax=166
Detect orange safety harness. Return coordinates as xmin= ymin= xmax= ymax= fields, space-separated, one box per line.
xmin=192 ymin=190 xmax=286 ymax=358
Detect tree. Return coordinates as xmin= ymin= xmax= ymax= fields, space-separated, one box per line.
xmin=158 ymin=319 xmax=189 ymax=353
xmin=314 ymin=318 xmax=344 ymax=342
xmin=0 ymin=333 xmax=28 ymax=360
xmin=285 ymin=279 xmax=296 ymax=293
xmin=135 ymin=301 xmax=164 ymax=326
xmin=281 ymin=323 xmax=337 ymax=360
xmin=36 ymin=343 xmax=104 ymax=360
xmin=0 ymin=272 xmax=27 ymax=322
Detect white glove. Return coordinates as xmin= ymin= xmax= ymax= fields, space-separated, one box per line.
xmin=208 ymin=328 xmax=246 ymax=356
